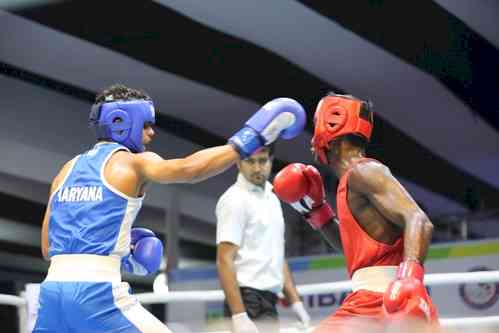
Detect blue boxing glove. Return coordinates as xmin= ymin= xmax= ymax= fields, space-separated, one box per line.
xmin=229 ymin=98 xmax=306 ymax=159
xmin=122 ymin=228 xmax=163 ymax=276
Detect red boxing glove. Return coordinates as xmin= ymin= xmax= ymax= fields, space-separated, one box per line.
xmin=383 ymin=261 xmax=432 ymax=324
xmin=273 ymin=163 xmax=335 ymax=230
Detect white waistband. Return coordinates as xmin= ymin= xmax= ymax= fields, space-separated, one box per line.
xmin=351 ymin=266 xmax=397 ymax=293
xmin=45 ymin=254 xmax=122 ymax=283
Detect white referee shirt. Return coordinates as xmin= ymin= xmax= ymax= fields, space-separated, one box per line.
xmin=216 ymin=173 xmax=285 ymax=293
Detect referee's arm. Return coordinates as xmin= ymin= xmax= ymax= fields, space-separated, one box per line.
xmin=215 ymin=191 xmax=247 ymax=315
xmin=282 ymin=261 xmax=301 ymax=304
xmin=217 ymin=242 xmax=246 ymax=315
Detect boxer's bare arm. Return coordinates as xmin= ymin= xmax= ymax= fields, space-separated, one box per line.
xmin=133 ymin=145 xmax=239 ymax=184
xmin=41 ymin=159 xmax=77 ymax=260
xmin=217 ymin=242 xmax=246 ymax=315
xmin=41 ymin=185 xmax=54 ymax=261
xmin=349 ymin=161 xmax=433 ymax=263
xmin=318 ymin=219 xmax=343 ymax=253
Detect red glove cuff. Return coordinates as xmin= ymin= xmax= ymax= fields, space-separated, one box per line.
xmin=397 ymin=260 xmax=424 ymax=282
xmin=305 ymin=203 xmax=335 ymax=230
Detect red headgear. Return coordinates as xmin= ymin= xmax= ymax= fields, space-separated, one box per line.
xmin=311 ymin=93 xmax=373 ymax=164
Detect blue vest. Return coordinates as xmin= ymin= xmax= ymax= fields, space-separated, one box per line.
xmin=48 ymin=142 xmax=143 ymax=258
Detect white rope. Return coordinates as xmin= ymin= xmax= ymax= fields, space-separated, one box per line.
xmin=136 ymin=270 xmax=499 ymax=304
xmin=138 ymin=290 xmax=225 ymax=303
xmin=0 ymin=294 xmax=26 ymax=307
xmin=424 ymin=271 xmax=499 ymax=286
xmin=440 ymin=315 xmax=499 ymax=328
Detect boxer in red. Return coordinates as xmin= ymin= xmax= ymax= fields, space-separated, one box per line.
xmin=273 ymin=93 xmax=440 ymax=332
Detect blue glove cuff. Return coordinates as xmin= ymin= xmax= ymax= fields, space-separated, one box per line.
xmin=122 ymin=254 xmax=148 ymax=276
xmin=228 ymin=126 xmax=264 ymax=159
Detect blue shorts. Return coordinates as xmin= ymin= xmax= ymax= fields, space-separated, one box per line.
xmin=33 ymin=281 xmax=169 ymax=333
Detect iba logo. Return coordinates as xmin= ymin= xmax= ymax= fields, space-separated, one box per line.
xmin=459 ymin=266 xmax=498 ymax=310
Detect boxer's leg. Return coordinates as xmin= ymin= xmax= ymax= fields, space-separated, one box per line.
xmin=110 ymin=282 xmax=172 ymax=333
xmin=313 ymin=290 xmax=384 ymax=333
xmin=62 ymin=282 xmax=171 ymax=333
xmin=33 ymin=282 xmax=68 ymax=333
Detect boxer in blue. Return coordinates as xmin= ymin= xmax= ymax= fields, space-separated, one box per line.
xmin=33 ymin=84 xmax=306 ymax=333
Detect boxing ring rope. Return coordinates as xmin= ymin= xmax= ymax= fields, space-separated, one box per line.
xmin=2 ymin=270 xmax=499 ymax=332
xmin=0 ymin=294 xmax=28 ymax=333
xmin=0 ymin=294 xmax=26 ymax=307
xmin=136 ymin=270 xmax=499 ymax=303
xmin=440 ymin=316 xmax=499 ymax=328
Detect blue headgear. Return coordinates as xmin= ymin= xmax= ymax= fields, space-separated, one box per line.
xmin=89 ymin=99 xmax=156 ymax=153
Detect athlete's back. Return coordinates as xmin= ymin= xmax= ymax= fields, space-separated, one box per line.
xmin=49 ymin=142 xmax=143 ymax=259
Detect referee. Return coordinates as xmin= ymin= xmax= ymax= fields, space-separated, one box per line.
xmin=216 ymin=145 xmax=310 ymax=333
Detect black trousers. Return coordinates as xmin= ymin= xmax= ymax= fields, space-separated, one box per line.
xmin=224 ymin=287 xmax=279 ymax=332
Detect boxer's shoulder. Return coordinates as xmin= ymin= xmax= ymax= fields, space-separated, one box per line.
xmin=349 ymin=160 xmax=391 ymax=194
xmin=51 ymin=157 xmax=79 ymax=190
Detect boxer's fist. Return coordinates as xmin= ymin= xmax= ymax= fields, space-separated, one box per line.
xmin=273 ymin=163 xmax=335 ymax=229
xmin=123 ymin=228 xmax=164 ymax=276
xmin=229 ymin=98 xmax=306 ymax=159
xmin=383 ymin=261 xmax=432 ymax=322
